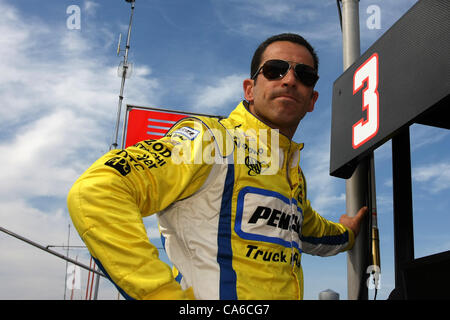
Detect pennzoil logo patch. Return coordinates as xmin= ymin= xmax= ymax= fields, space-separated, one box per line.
xmin=235 ymin=186 xmax=303 ymax=250
xmin=172 ymin=127 xmax=200 ymax=140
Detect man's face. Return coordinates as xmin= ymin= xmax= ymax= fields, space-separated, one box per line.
xmin=243 ymin=41 xmax=319 ymax=138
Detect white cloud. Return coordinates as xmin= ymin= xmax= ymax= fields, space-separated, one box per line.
xmin=382 ymin=161 xmax=450 ymax=195
xmin=413 ymin=161 xmax=450 ymax=194
xmin=242 ymin=0 xmax=320 ymax=24
xmin=191 ymin=74 xmax=246 ymax=113
xmin=84 ymin=0 xmax=100 ymax=17
xmin=0 ymin=197 xmax=86 ymax=299
xmin=0 ymin=110 xmax=99 ymax=199
xmin=212 ymin=0 xmax=341 ymax=43
xmin=212 ymin=0 xmax=418 ymax=51
xmin=410 ymin=124 xmax=449 ymax=152
xmin=0 ymin=0 xmax=160 ymax=299
xmin=300 ymin=131 xmax=346 ymax=218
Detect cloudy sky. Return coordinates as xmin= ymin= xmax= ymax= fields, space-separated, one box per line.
xmin=1 ymin=0 xmax=448 ymax=300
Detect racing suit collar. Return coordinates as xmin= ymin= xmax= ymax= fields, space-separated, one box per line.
xmin=231 ymin=100 xmax=304 ymax=152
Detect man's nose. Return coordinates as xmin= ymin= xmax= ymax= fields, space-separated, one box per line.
xmin=282 ymin=66 xmax=297 ymax=87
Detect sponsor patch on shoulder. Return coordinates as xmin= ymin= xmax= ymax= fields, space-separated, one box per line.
xmin=172 ymin=127 xmax=200 ymax=140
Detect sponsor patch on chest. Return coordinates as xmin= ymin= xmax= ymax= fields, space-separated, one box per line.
xmin=235 ymin=186 xmax=303 ymax=250
xmin=172 ymin=126 xmax=200 ymax=140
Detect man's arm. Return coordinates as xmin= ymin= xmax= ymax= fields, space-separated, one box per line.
xmin=67 ymin=120 xmax=213 ymax=299
xmin=300 ymin=201 xmax=367 ymax=256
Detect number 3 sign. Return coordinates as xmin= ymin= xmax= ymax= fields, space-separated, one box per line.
xmin=352 ymin=53 xmax=379 ymax=149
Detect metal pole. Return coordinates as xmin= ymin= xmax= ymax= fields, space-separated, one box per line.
xmin=341 ymin=0 xmax=370 ymax=300
xmin=63 ymin=224 xmax=70 ymax=300
xmin=110 ymin=0 xmax=135 ymax=150
xmin=93 ymin=268 xmax=101 ymax=300
xmin=369 ymin=153 xmax=381 ymax=297
xmin=391 ymin=127 xmax=414 ymax=298
xmin=341 ymin=0 xmax=360 ymax=69
xmin=0 ymin=225 xmax=105 ymax=277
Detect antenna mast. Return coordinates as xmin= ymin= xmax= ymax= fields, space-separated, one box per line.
xmin=110 ymin=0 xmax=136 ymax=150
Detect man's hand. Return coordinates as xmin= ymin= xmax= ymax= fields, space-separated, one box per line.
xmin=339 ymin=206 xmax=368 ymax=237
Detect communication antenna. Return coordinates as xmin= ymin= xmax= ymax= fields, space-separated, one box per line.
xmin=117 ymin=33 xmax=122 ymax=56
xmin=110 ymin=0 xmax=136 ymax=150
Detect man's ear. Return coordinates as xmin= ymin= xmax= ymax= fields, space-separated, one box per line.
xmin=243 ymin=78 xmax=254 ymax=103
xmin=307 ymin=90 xmax=319 ymax=112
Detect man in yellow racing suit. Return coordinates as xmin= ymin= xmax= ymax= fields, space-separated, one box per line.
xmin=67 ymin=33 xmax=366 ymax=300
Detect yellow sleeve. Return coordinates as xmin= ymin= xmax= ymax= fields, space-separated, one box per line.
xmin=67 ymin=118 xmax=215 ymax=299
xmin=300 ymin=200 xmax=355 ymax=257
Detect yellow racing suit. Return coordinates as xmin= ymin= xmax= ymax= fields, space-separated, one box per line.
xmin=67 ymin=101 xmax=354 ymax=300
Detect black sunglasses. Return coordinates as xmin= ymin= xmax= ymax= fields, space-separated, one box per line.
xmin=252 ymin=59 xmax=319 ymax=87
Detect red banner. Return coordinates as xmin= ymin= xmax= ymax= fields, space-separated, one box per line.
xmin=123 ymin=106 xmax=217 ymax=148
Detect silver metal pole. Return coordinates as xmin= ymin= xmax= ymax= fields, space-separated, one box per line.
xmin=341 ymin=0 xmax=370 ymax=300
xmin=110 ymin=0 xmax=135 ymax=150
xmin=63 ymin=224 xmax=70 ymax=300
xmin=341 ymin=0 xmax=360 ymax=69
xmin=93 ymin=270 xmax=101 ymax=300
xmin=0 ymin=225 xmax=105 ymax=278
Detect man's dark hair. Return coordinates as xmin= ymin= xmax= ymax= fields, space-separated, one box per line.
xmin=250 ymin=33 xmax=319 ymax=79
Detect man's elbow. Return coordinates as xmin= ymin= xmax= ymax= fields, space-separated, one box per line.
xmin=67 ymin=179 xmax=88 ymax=237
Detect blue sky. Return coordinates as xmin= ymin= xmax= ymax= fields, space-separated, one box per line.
xmin=1 ymin=0 xmax=448 ymax=300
